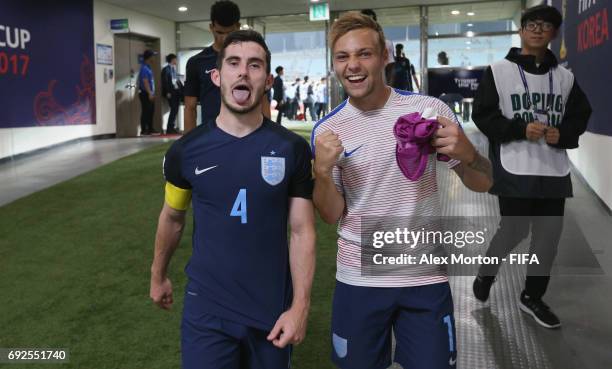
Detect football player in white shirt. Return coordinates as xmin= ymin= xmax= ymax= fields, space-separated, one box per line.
xmin=312 ymin=12 xmax=492 ymax=369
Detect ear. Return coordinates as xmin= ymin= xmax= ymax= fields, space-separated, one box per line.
xmin=211 ymin=68 xmax=221 ymax=88
xmin=265 ymin=73 xmax=274 ymax=90
xmin=382 ymin=46 xmax=389 ymax=62
xmin=209 ymin=23 xmax=214 ymax=32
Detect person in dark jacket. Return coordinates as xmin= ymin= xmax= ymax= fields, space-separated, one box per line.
xmin=161 ymin=53 xmax=182 ymax=134
xmin=471 ymin=5 xmax=592 ymax=329
xmin=272 ymin=66 xmax=285 ymax=124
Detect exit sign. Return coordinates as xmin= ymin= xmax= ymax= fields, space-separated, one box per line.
xmin=110 ymin=19 xmax=129 ymax=33
xmin=310 ymin=3 xmax=329 ymax=21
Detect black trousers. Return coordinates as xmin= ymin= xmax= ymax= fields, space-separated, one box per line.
xmin=139 ymin=91 xmax=154 ymax=133
xmin=303 ymin=100 xmax=316 ymax=121
xmin=274 ymin=99 xmax=284 ymax=124
xmin=289 ymin=99 xmax=299 ymax=120
xmin=316 ymin=102 xmax=328 ymax=120
xmin=479 ymin=197 xmax=565 ymax=299
xmin=166 ymin=92 xmax=179 ymax=131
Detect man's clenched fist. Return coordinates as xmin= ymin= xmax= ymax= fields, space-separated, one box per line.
xmin=314 ymin=130 xmax=344 ymax=175
xmin=545 ymin=126 xmax=560 ymax=145
xmin=526 ymin=121 xmax=547 ymax=141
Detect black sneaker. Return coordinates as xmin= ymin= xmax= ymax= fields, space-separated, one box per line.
xmin=519 ymin=292 xmax=561 ymax=329
xmin=473 ymin=275 xmax=495 ymax=302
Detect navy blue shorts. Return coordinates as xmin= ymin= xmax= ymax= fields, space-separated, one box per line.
xmin=181 ymin=290 xmax=291 ymax=369
xmin=331 ymin=281 xmax=457 ymax=369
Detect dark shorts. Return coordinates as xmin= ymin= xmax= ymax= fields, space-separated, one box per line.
xmin=182 ymin=290 xmax=291 ymax=369
xmin=331 ymin=281 xmax=457 ymax=369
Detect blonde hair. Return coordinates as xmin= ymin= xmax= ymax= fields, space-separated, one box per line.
xmin=329 ymin=11 xmax=386 ymax=54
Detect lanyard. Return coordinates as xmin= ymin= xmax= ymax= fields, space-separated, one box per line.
xmin=517 ymin=65 xmax=554 ymax=114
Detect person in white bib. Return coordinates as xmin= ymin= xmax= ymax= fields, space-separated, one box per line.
xmin=472 ymin=4 xmax=592 ymax=329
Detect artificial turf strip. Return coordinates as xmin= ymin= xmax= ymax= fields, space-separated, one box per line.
xmin=0 ymin=139 xmax=338 ymax=369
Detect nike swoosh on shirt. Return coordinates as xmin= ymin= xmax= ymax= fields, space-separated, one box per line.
xmin=343 ymin=145 xmax=363 ymax=158
xmin=195 ymin=165 xmax=218 ymax=175
xmin=449 ymin=357 xmax=457 ymax=366
xmin=205 ymin=69 xmax=215 ymax=74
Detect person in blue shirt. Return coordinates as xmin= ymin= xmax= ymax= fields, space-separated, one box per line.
xmin=150 ymin=30 xmax=316 ymax=369
xmin=138 ymin=49 xmax=158 ymax=135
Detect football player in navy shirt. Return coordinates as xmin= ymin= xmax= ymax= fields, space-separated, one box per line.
xmin=150 ymin=30 xmax=316 ymax=369
xmin=183 ymin=1 xmax=241 ymax=132
xmin=183 ymin=1 xmax=271 ymax=133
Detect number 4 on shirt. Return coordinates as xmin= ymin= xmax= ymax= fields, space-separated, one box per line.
xmin=230 ymin=189 xmax=247 ymax=224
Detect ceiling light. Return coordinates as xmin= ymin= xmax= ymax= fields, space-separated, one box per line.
xmin=467 ymin=23 xmax=473 ymax=27
xmin=466 ymin=47 xmax=471 ymax=50
xmin=310 ymin=0 xmax=321 ymax=2
xmin=467 ymin=12 xmax=475 ymax=16
xmin=435 ymin=32 xmax=439 ymax=36
xmin=466 ymin=41 xmax=471 ymax=45
xmin=466 ymin=31 xmax=475 ymax=37
xmin=178 ymin=6 xmax=188 ymax=12
xmin=451 ymin=10 xmax=460 ymax=15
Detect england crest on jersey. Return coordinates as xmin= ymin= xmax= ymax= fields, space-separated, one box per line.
xmin=261 ymin=156 xmax=285 ymax=186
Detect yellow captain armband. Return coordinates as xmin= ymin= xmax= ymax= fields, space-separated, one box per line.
xmin=165 ymin=182 xmax=192 ymax=211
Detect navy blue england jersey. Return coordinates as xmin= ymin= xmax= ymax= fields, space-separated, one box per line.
xmin=183 ymin=47 xmax=221 ymax=123
xmin=163 ymin=118 xmax=313 ymax=330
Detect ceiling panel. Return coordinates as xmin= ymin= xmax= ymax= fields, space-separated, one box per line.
xmin=101 ymin=0 xmax=509 ymax=22
xmin=428 ymin=1 xmax=521 ymax=24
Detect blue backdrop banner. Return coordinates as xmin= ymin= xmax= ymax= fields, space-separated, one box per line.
xmin=551 ymin=0 xmax=610 ymax=136
xmin=0 ymin=0 xmax=95 ymax=128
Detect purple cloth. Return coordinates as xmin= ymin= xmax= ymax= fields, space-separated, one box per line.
xmin=394 ymin=112 xmax=450 ymax=181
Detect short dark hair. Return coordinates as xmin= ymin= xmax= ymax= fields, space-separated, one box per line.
xmin=521 ymin=5 xmax=562 ymax=29
xmin=361 ymin=9 xmax=377 ymax=22
xmin=165 ymin=53 xmax=177 ymax=63
xmin=395 ymin=43 xmax=404 ymax=57
xmin=211 ymin=1 xmax=241 ymax=27
xmin=143 ymin=49 xmax=156 ymax=61
xmin=275 ymin=66 xmax=283 ymax=74
xmin=304 ymin=76 xmax=309 ymax=82
xmin=217 ymin=30 xmax=271 ymax=75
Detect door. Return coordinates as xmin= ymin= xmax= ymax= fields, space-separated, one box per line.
xmin=114 ymin=34 xmax=161 ymax=137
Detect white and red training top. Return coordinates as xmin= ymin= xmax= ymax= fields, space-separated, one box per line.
xmin=312 ymin=88 xmax=460 ymax=287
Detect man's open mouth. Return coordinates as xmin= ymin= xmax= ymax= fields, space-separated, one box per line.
xmin=346 ymin=75 xmax=367 ymax=84
xmin=232 ymin=84 xmax=252 ymax=104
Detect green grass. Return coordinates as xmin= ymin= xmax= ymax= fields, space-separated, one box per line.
xmin=0 ymin=133 xmax=338 ymax=368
